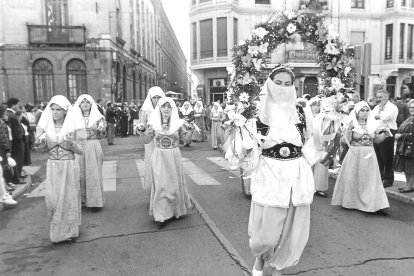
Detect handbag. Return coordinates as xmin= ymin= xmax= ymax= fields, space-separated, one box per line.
xmin=396 ymin=136 xmax=413 ymax=158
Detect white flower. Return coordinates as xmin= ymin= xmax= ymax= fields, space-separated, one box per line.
xmin=327 ymin=24 xmax=339 ymax=40
xmin=286 ymin=23 xmax=296 ymax=34
xmin=238 ymin=40 xmax=246 ymax=46
xmin=324 ymin=43 xmax=340 ymax=55
xmin=330 ymin=77 xmax=344 ymax=91
xmin=344 ymin=67 xmax=352 ymax=76
xmin=254 ymin=27 xmax=269 ymax=39
xmin=239 ymin=92 xmax=250 ymax=102
xmin=284 ymin=11 xmax=296 ymax=20
xmin=248 ymin=45 xmax=260 ymax=56
xmin=258 ymin=42 xmax=269 ymax=54
xmin=226 ymin=90 xmax=233 ymax=101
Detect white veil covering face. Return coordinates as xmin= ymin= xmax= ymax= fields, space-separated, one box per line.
xmin=349 ymin=101 xmax=377 ymax=135
xmin=259 ymin=77 xmax=299 ymax=127
xmin=193 ymin=101 xmax=204 ymax=113
xmin=37 ymin=95 xmax=85 ymax=142
xmin=140 ymin=86 xmax=165 ymax=113
xmin=74 ymin=94 xmax=104 ymax=128
xmin=180 ymin=101 xmax=193 ymax=116
xmin=148 ymin=97 xmax=185 ymax=135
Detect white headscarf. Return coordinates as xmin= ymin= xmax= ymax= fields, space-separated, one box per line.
xmin=349 ymin=101 xmax=377 ymax=135
xmin=37 ymin=95 xmax=84 ymax=142
xmin=140 ymin=86 xmax=165 ymax=113
xmin=74 ymin=94 xmax=104 ymax=128
xmin=148 ymin=97 xmax=185 ymax=135
xmin=259 ymin=77 xmax=299 ymax=127
xmin=211 ymin=102 xmax=223 ymax=114
xmin=193 ymin=101 xmax=204 ymax=113
xmin=180 ymin=101 xmax=193 ymax=116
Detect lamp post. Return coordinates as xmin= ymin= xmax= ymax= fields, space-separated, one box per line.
xmin=156 ymin=71 xmax=167 ymax=86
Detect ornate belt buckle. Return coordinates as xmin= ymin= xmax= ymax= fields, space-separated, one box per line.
xmin=279 ymin=146 xmax=291 ymax=158
xmin=160 ymin=137 xmax=172 ymax=148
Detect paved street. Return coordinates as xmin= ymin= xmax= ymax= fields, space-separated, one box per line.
xmin=1 ymin=135 xmax=414 ymax=275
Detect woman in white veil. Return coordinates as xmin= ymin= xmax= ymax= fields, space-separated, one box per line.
xmin=138 ymin=86 xmax=165 ymax=195
xmin=142 ymin=97 xmax=192 ymax=227
xmin=74 ymin=94 xmax=106 ymax=211
xmin=332 ymin=101 xmax=389 ymax=213
xmin=35 ymin=95 xmax=86 ymax=243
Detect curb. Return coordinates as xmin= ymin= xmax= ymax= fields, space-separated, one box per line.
xmin=385 ymin=189 xmax=414 ymax=206
xmin=0 ymin=175 xmax=32 ymax=212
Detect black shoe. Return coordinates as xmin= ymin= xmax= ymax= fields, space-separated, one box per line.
xmin=375 ymin=209 xmax=388 ymax=216
xmin=90 ymin=207 xmax=103 ymax=212
xmin=5 ymin=184 xmax=15 ymax=191
xmin=108 ymin=143 xmax=114 ymax=145
xmin=315 ymin=191 xmax=328 ymax=198
xmin=400 ymin=188 xmax=414 ymax=194
xmin=20 ymin=175 xmax=28 ymax=178
xmin=14 ymin=180 xmax=26 ymax=185
xmin=383 ymin=180 xmax=393 ymax=188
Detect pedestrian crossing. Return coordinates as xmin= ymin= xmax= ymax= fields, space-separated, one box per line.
xmin=26 ymin=156 xmax=408 ymax=198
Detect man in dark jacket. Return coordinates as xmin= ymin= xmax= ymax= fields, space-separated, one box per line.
xmin=5 ymin=98 xmax=25 ymax=184
xmin=105 ymin=102 xmax=116 ymax=145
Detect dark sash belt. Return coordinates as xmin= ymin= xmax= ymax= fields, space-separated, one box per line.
xmin=262 ymin=143 xmax=303 ymax=161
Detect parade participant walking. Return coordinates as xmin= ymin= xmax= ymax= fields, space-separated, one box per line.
xmin=75 ymin=94 xmax=106 ymax=211
xmin=248 ymin=65 xmax=314 ymax=276
xmin=210 ymin=102 xmax=224 ymax=150
xmin=142 ymin=97 xmax=192 ymax=227
xmin=308 ymin=97 xmax=329 ymax=198
xmin=332 ymin=101 xmax=389 ymax=213
xmin=138 ymin=86 xmax=165 ymax=195
xmin=35 ymin=95 xmax=86 ymax=243
xmin=192 ymin=100 xmax=206 ymax=142
xmin=373 ymin=89 xmax=398 ymax=187
xmin=179 ymin=101 xmax=194 ymax=147
xmin=394 ymin=99 xmax=414 ymax=193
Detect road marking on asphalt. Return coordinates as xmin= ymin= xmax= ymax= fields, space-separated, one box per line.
xmin=103 ymin=161 xmax=117 ymax=191
xmin=23 ymin=165 xmax=42 ymax=176
xmin=27 ymin=180 xmax=46 ymax=197
xmin=182 ymin=158 xmax=222 ymax=186
xmin=134 ymin=159 xmax=145 ymax=185
xmin=28 ymin=161 xmax=118 ymax=197
xmin=206 ymin=156 xmax=240 ymax=177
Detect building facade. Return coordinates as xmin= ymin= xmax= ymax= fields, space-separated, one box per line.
xmin=189 ymin=0 xmax=414 ymax=103
xmin=0 ymin=0 xmax=189 ymax=105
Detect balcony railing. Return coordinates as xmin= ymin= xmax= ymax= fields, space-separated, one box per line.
xmin=287 ymin=50 xmax=318 ymax=62
xmin=28 ymin=24 xmax=86 ymax=46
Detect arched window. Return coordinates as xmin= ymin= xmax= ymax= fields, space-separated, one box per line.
xmin=66 ymin=58 xmax=87 ymax=102
xmin=144 ymin=73 xmax=147 ymax=97
xmin=33 ymin=58 xmax=54 ymax=104
xmin=139 ymin=71 xmax=143 ymax=100
xmin=122 ymin=65 xmax=127 ymax=102
xmin=132 ymin=70 xmax=137 ymax=100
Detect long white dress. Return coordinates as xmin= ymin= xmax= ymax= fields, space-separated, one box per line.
xmin=77 ymin=117 xmax=105 ymax=207
xmin=144 ymin=127 xmax=192 ymax=222
xmin=332 ymin=130 xmax=389 ymax=212
xmin=45 ymin=129 xmax=85 ymax=242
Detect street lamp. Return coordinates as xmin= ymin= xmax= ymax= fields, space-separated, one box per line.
xmin=156 ymin=71 xmax=166 ymax=86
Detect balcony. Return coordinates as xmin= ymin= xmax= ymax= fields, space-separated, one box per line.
xmin=28 ymin=25 xmax=86 ymax=46
xmin=287 ymin=50 xmax=318 ymax=63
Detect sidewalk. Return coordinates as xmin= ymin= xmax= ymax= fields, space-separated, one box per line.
xmin=0 ymin=174 xmax=32 ymax=212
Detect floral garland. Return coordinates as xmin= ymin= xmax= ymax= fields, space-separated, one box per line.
xmin=227 ymin=9 xmax=356 ymax=120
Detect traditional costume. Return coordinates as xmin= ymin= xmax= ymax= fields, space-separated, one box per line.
xmin=332 ymin=101 xmax=389 ymax=212
xmin=210 ymin=102 xmax=224 ymax=149
xmin=247 ymin=66 xmax=315 ymax=272
xmin=179 ymin=101 xmax=194 ymax=146
xmin=36 ymin=95 xmax=86 ymax=243
xmin=139 ymin=86 xmax=165 ymax=195
xmin=192 ymin=101 xmax=206 ymax=142
xmin=144 ymin=98 xmax=192 ymax=223
xmin=74 ymin=94 xmax=106 ymax=209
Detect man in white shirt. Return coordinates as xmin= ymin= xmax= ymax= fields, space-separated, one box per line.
xmin=372 ymin=89 xmax=398 ymax=187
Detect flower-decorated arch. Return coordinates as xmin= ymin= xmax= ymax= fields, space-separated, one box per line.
xmin=228 ymin=9 xmax=356 ymax=119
